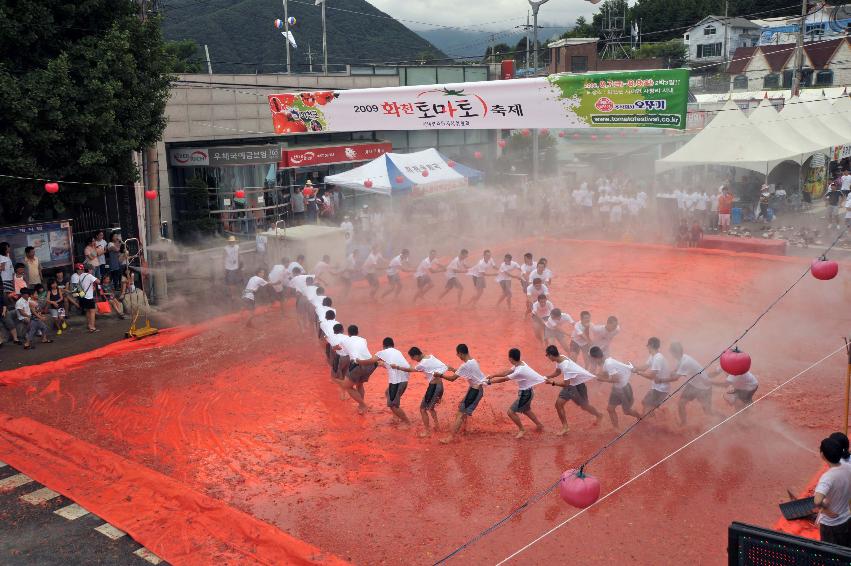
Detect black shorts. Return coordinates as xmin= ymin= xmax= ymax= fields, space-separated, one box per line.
xmin=348 ymin=361 xmax=376 ymax=383
xmin=608 ymin=384 xmax=634 ymax=409
xmin=386 ymin=381 xmax=408 ymax=408
xmin=225 ymin=269 xmax=242 ymax=285
xmin=420 ymin=381 xmax=444 ymax=410
xmin=559 ymin=382 xmax=589 ymax=405
xmin=365 ymin=273 xmax=379 ymax=288
xmin=681 ymin=385 xmax=711 ymax=408
xmin=511 ymin=389 xmax=534 ymax=413
xmin=735 ymin=387 xmax=757 ymax=404
xmin=445 ymin=278 xmax=462 ymax=290
xmin=336 ymin=354 xmax=349 ymax=379
xmin=80 ymin=297 xmax=96 ymax=311
xmin=458 ymin=387 xmax=483 ymax=415
xmin=499 ymin=280 xmax=511 ymax=294
xmin=387 ymin=274 xmax=401 ymax=285
xmin=242 ymin=298 xmax=256 ymax=310
xmin=416 ymin=275 xmax=432 ymax=288
xmin=643 ymin=389 xmax=667 ymax=408
xmin=472 ymin=276 xmax=486 ymax=290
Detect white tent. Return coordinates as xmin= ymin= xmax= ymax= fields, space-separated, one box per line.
xmin=748 ymin=98 xmax=823 ymax=164
xmin=778 ymin=96 xmax=839 ymax=151
xmin=656 ymin=99 xmax=800 ymax=175
xmin=807 ymin=95 xmax=851 ymax=144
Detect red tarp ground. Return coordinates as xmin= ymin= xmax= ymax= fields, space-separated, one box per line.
xmin=698 ymin=235 xmax=788 ymax=255
xmin=0 ymin=240 xmax=846 ymax=564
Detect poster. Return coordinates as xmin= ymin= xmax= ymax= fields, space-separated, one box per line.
xmin=268 ymin=69 xmax=689 ymax=134
xmin=0 ymin=220 xmax=74 ymax=269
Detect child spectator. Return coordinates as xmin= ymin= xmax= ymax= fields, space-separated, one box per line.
xmin=99 ymin=273 xmax=126 ymax=319
xmin=46 ymin=279 xmax=68 ymax=335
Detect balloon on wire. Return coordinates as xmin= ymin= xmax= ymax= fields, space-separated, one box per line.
xmin=559 ymin=468 xmax=601 ymax=508
xmin=811 ymin=257 xmax=839 ymax=280
xmin=44 ymin=182 xmax=59 ymax=194
xmin=274 ymin=18 xmax=284 ymax=29
xmin=720 ymin=346 xmax=751 ymax=376
xmin=235 ymin=188 xmax=246 ymax=199
xmin=287 ymin=16 xmax=297 ymax=26
xmin=144 ymin=190 xmax=157 ymax=200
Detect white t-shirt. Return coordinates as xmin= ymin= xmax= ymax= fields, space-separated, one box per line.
xmin=268 ymin=264 xmax=288 ymax=292
xmin=415 ymin=258 xmax=433 ymax=278
xmin=302 ymin=286 xmax=319 ymax=304
xmin=675 ymin=354 xmax=710 ymax=390
xmin=845 ymin=195 xmax=851 ymax=219
xmin=545 ymin=314 xmax=574 ymax=333
xmin=310 ymin=293 xmax=327 ymax=308
xmin=319 ymin=319 xmax=338 ymax=339
xmin=530 ymin=268 xmax=552 ymax=285
xmin=571 ymin=322 xmax=592 ymax=347
xmin=647 ymin=352 xmax=672 ymax=393
xmin=15 ymin=296 xmax=32 ymax=320
xmin=242 ymin=275 xmax=267 ymax=300
xmin=456 ymin=359 xmax=487 ymax=386
xmin=362 ymin=253 xmax=381 ymax=275
xmin=726 ymin=371 xmax=758 ymax=391
xmin=507 ymin=362 xmax=547 ymax=391
xmin=326 ymin=331 xmax=346 ymax=348
xmin=841 ymin=174 xmax=851 ymax=192
xmin=557 ymin=357 xmax=595 ymax=386
xmin=446 ymin=257 xmax=466 ymax=280
xmin=526 ymin=283 xmax=549 ymax=301
xmin=591 ymin=324 xmax=620 ymax=354
xmin=469 ymin=258 xmax=496 ymax=277
xmin=376 ymin=347 xmax=410 ymax=384
xmin=0 ymin=254 xmax=12 ymax=281
xmin=288 ymin=274 xmax=312 ymax=293
xmin=316 ymin=305 xmax=335 ymax=321
xmin=520 ymin=262 xmax=535 ymax=281
xmin=386 ymin=255 xmax=405 ymax=277
xmin=815 ymin=466 xmax=851 ymax=526
xmin=496 ymin=261 xmax=520 ymax=283
xmin=531 ymin=300 xmax=554 ymax=319
xmin=415 ymin=355 xmax=448 ymax=383
xmin=340 ymin=220 xmax=354 ymax=239
xmin=286 ymin=261 xmax=305 ymax=276
xmin=224 ymin=245 xmax=240 ymax=271
xmin=603 ymin=357 xmax=633 ymax=389
xmin=340 ymin=335 xmax=371 ymax=361
xmin=78 ymin=273 xmax=98 ymax=300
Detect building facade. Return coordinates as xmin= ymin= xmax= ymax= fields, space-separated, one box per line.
xmin=727 ymin=38 xmax=851 ymax=91
xmin=547 ymin=38 xmax=665 ymax=75
xmin=684 ymin=16 xmax=761 ymax=67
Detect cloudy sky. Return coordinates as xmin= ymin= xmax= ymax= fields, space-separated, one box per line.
xmin=367 ymin=0 xmax=598 ymax=31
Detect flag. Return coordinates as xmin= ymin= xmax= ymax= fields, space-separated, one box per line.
xmin=281 ymin=30 xmax=298 ymax=49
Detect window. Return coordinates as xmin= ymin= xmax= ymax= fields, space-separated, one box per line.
xmin=782 ymin=69 xmax=793 ymax=88
xmin=763 ymin=73 xmax=780 ymax=89
xmin=555 ymin=48 xmax=560 ymax=68
xmin=783 ymin=69 xmax=813 ymax=88
xmin=815 ymin=69 xmax=834 ymax=86
xmin=685 ymin=34 xmax=690 ymax=40
xmin=704 ymin=25 xmax=717 ymax=35
xmin=696 ymin=43 xmax=722 ymax=58
xmin=733 ymin=75 xmax=748 ymax=90
xmin=571 ymin=55 xmax=588 ymax=73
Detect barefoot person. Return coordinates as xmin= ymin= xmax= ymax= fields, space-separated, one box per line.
xmin=412 ymin=250 xmax=444 ymax=302
xmin=336 ymin=325 xmax=377 ymax=414
xmin=439 ymin=343 xmax=486 ymax=444
xmin=486 ymin=348 xmax=546 ymax=439
xmin=589 ymin=346 xmax=641 ymax=429
xmin=366 ymin=337 xmax=412 ymax=428
xmin=389 ymin=346 xmax=449 ymax=437
xmin=362 ymin=245 xmax=385 ymax=301
xmin=530 ymin=294 xmax=554 ymax=344
xmin=519 ymin=252 xmax=535 ymax=291
xmin=242 ymin=267 xmax=269 ymax=328
xmin=437 ymin=249 xmax=469 ymax=305
xmin=632 ymin=337 xmax=677 ymax=415
xmin=382 ymin=249 xmax=411 ymax=300
xmin=671 ymin=342 xmax=716 ymax=426
xmin=466 ymin=249 xmax=497 ymax=306
xmin=569 ymin=311 xmax=593 ymax=366
xmin=495 ymin=253 xmax=521 ymax=310
xmin=590 ymin=315 xmax=620 ymax=371
xmin=544 ymin=345 xmax=603 ymax=434
xmin=544 ymin=308 xmax=575 ymax=351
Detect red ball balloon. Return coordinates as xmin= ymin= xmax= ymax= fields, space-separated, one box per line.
xmin=44 ymin=182 xmax=59 ymax=194
xmin=572 ymin=134 xmax=581 ymax=140
xmin=720 ymin=347 xmax=751 ymax=376
xmin=540 ymin=128 xmax=549 ymax=136
xmin=144 ymin=190 xmax=157 ymax=200
xmin=235 ymin=189 xmax=246 ymax=199
xmin=560 ymin=468 xmax=601 ymax=509
xmin=364 ymin=179 xmax=373 ymax=189
xmin=521 ymin=128 xmax=531 ymax=137
xmin=558 ymin=131 xmax=566 ymax=138
xmin=498 ymin=139 xmax=507 ymax=149
xmin=811 ymin=258 xmax=839 ymax=280
xmin=395 ymin=175 xmax=405 ymax=184
xmin=421 ymin=169 xmax=429 ymax=177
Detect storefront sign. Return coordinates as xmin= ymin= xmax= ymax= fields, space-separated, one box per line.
xmin=268 ymin=69 xmax=689 ymax=133
xmin=169 ymin=144 xmax=282 ymax=167
xmin=832 ymin=144 xmax=851 ymax=161
xmin=281 ymin=142 xmax=392 ymax=168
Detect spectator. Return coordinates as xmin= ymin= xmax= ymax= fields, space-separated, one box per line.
xmin=689 ymin=220 xmax=703 ymax=248
xmin=33 ymin=283 xmax=47 ymax=312
xmin=676 ymin=219 xmax=689 ymax=247
xmin=224 ymin=235 xmax=241 ymax=300
xmin=84 ymin=236 xmax=102 ymax=277
xmin=814 ymin=437 xmax=851 ymax=547
xmin=340 ymin=215 xmax=354 ymax=241
xmin=55 ymin=269 xmax=79 ymax=313
xmin=291 ymin=185 xmax=306 ymax=225
xmin=15 ymin=288 xmax=51 ymax=349
xmin=304 ymin=180 xmax=318 ymax=224
xmin=0 ymin=242 xmax=13 ymax=293
xmin=23 ymin=246 xmax=42 ymax=286
xmin=718 ymin=186 xmax=734 ymax=233
xmin=46 ymin=279 xmax=68 ymax=335
xmin=99 ymin=273 xmax=126 ymax=319
xmin=120 ymin=267 xmax=149 ymax=317
xmin=77 ymin=264 xmax=99 ymax=332
xmin=12 ymin=263 xmax=26 ymax=296
xmin=0 ymin=289 xmax=21 ymax=346
xmin=107 ymin=232 xmax=123 ymax=286
xmin=95 ymin=230 xmax=108 ymax=258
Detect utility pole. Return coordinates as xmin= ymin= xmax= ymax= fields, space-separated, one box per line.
xmin=282 ymin=0 xmax=291 ymax=73
xmin=306 ymin=42 xmax=314 ymax=73
xmin=317 ymin=0 xmax=328 ymax=75
xmin=528 ymin=0 xmax=550 ymax=181
xmin=489 ymin=33 xmax=496 ymax=64
xmin=204 ymin=44 xmax=213 ymax=74
xmin=723 ymin=0 xmax=729 ymax=67
xmin=526 ymin=12 xmax=531 ymax=73
xmin=791 ymin=0 xmax=809 ymax=96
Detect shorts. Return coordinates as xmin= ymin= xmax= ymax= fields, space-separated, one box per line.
xmin=365 ymin=273 xmax=379 ymax=288
xmin=820 ymin=518 xmax=851 ymax=546
xmin=348 ymin=361 xmax=377 ymax=384
xmin=416 ymin=275 xmax=432 ymax=288
xmin=225 ymin=269 xmax=241 ymax=285
xmin=734 ymin=387 xmax=757 ymax=405
xmin=458 ymin=387 xmax=483 ymax=415
xmin=445 ymin=277 xmax=462 ymax=290
xmin=336 ymin=354 xmax=350 ymax=380
xmin=80 ymin=297 xmax=96 ymax=311
xmin=242 ymin=298 xmax=256 ymax=310
xmin=510 ymin=389 xmax=534 ymax=414
xmin=330 ymin=351 xmax=341 ymax=374
xmin=386 ymin=381 xmax=408 ymax=408
xmin=420 ymin=381 xmax=444 ymax=410
xmin=544 ymin=327 xmax=568 ymax=342
xmin=559 ymin=383 xmax=589 ymax=405
xmin=828 ymin=204 xmax=840 ymax=219
xmin=49 ymin=308 xmax=65 ymax=319
xmin=643 ymin=388 xmax=668 ymax=408
xmin=608 ymin=384 xmax=634 ymax=409
xmin=681 ymin=385 xmax=712 ymax=409
xmin=472 ymin=276 xmax=486 ymax=290
xmin=718 ymin=213 xmax=731 ymax=227
xmin=387 ymin=273 xmax=400 ymax=285
xmin=499 ymin=280 xmax=511 ymax=295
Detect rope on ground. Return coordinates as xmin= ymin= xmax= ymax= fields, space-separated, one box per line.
xmin=495 ymin=342 xmax=848 ymax=565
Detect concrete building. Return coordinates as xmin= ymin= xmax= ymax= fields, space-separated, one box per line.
xmin=727 ymin=38 xmax=851 ymax=91
xmin=683 ymin=16 xmax=761 ymax=67
xmin=547 ymin=38 xmax=665 ymax=74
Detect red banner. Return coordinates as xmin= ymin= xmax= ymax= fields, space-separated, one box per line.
xmin=280 ymin=142 xmax=392 ymax=168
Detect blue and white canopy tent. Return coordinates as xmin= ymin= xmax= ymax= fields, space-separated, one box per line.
xmin=324 ymin=148 xmax=482 ymax=196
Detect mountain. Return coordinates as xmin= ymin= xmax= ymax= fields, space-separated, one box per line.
xmin=416 ymin=24 xmax=571 ymax=59
xmin=160 ymin=0 xmax=445 ymax=74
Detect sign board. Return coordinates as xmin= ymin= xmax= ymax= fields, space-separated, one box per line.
xmin=281 ymin=142 xmax=392 ymax=168
xmin=169 ymin=144 xmax=282 ymax=167
xmin=268 ymin=69 xmax=690 ymax=133
xmin=832 ymin=144 xmax=851 ymax=161
xmin=0 ymin=220 xmax=74 ymax=269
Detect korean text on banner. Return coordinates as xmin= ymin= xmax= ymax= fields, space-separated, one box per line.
xmin=267 ymin=69 xmax=689 ymax=133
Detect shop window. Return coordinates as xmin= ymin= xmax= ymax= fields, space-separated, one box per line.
xmin=571 ymin=56 xmax=588 ymax=73
xmin=763 ymin=73 xmax=780 ymax=89
xmin=815 ymin=69 xmax=834 ymax=86
xmin=733 ymin=75 xmax=748 ymax=90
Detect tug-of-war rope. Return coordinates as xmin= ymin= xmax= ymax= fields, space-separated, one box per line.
xmin=434 ymin=227 xmax=848 ymax=564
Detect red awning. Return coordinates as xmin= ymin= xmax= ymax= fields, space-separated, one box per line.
xmin=278 ymin=141 xmax=392 ymax=169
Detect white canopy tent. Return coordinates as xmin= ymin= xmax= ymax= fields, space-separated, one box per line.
xmin=778 ymin=96 xmax=842 ymax=151
xmin=748 ymin=99 xmax=824 ymax=164
xmin=806 ymin=95 xmax=851 ymax=143
xmin=656 ymin=99 xmax=801 ymax=175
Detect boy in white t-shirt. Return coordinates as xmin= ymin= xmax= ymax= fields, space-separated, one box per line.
xmin=633 ymin=336 xmax=678 ymax=415
xmin=530 ymin=294 xmax=554 ymax=343
xmin=570 ymin=311 xmax=593 ymax=366
xmin=382 ymin=249 xmax=412 ymax=300
xmin=487 ymin=348 xmax=547 ymax=439
xmin=359 ymin=337 xmax=412 ymax=427
xmin=589 ymin=346 xmax=642 ymax=429
xmin=362 ymin=245 xmax=386 ymax=301
xmin=495 ymin=253 xmax=521 ymax=310
xmin=544 ymin=345 xmax=603 ymax=434
xmin=390 ymin=346 xmax=449 ymax=437
xmin=335 ymin=325 xmax=377 ymax=414
xmin=466 ymin=249 xmax=498 ymax=306
xmin=670 ymin=342 xmax=717 ymax=426
xmin=439 ymin=343 xmax=487 ymax=444
xmin=412 ymin=250 xmax=445 ymax=302
xmin=525 ymin=278 xmax=549 ymax=314
xmin=437 ymin=249 xmax=470 ymax=305
xmin=519 ymin=253 xmax=535 ymax=291
xmin=242 ymin=267 xmax=268 ymax=328
xmin=544 ymin=308 xmax=575 ymax=351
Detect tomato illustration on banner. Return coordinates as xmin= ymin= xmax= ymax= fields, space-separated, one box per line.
xmin=267 ymin=69 xmax=689 ymax=133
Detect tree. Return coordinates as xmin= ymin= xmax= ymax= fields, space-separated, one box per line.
xmin=0 ymin=1 xmax=175 ymax=225
xmin=165 ymin=39 xmax=203 ymax=73
xmin=561 ymin=16 xmax=596 ymax=39
xmin=483 ymin=43 xmax=513 ymax=63
xmin=635 ymin=39 xmax=687 ymax=67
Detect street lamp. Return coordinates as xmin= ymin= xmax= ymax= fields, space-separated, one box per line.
xmin=527 ymin=0 xmax=550 ymax=181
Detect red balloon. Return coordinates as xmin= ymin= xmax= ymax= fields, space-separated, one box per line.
xmin=471 ymin=153 xmax=480 ymax=161
xmin=395 ymin=175 xmax=405 ymax=184
xmin=364 ymin=179 xmax=373 ymax=189
xmin=44 ymin=182 xmax=59 ymax=194
xmin=498 ymin=139 xmax=507 ymax=149
xmin=449 ymin=159 xmax=458 ymax=166
xmin=540 ymin=128 xmax=549 ymax=136
xmin=144 ymin=190 xmax=157 ymax=200
xmin=235 ymin=189 xmax=246 ymax=199
xmin=521 ymin=128 xmax=531 ymax=137
xmin=572 ymin=134 xmax=581 ymax=140
xmin=590 ymin=134 xmax=598 ymax=141
xmin=811 ymin=258 xmax=839 ymax=280
xmin=558 ymin=131 xmax=566 ymax=138
xmin=560 ymin=468 xmax=601 ymax=509
xmin=422 ymin=169 xmax=429 ymax=177
xmin=720 ymin=347 xmax=751 ymax=376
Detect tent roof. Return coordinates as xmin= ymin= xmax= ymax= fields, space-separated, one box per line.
xmin=779 ymin=96 xmax=842 ymax=150
xmin=748 ymin=99 xmax=824 ymax=162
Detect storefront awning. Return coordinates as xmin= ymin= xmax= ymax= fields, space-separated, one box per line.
xmin=277 ymin=141 xmax=391 ymax=169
